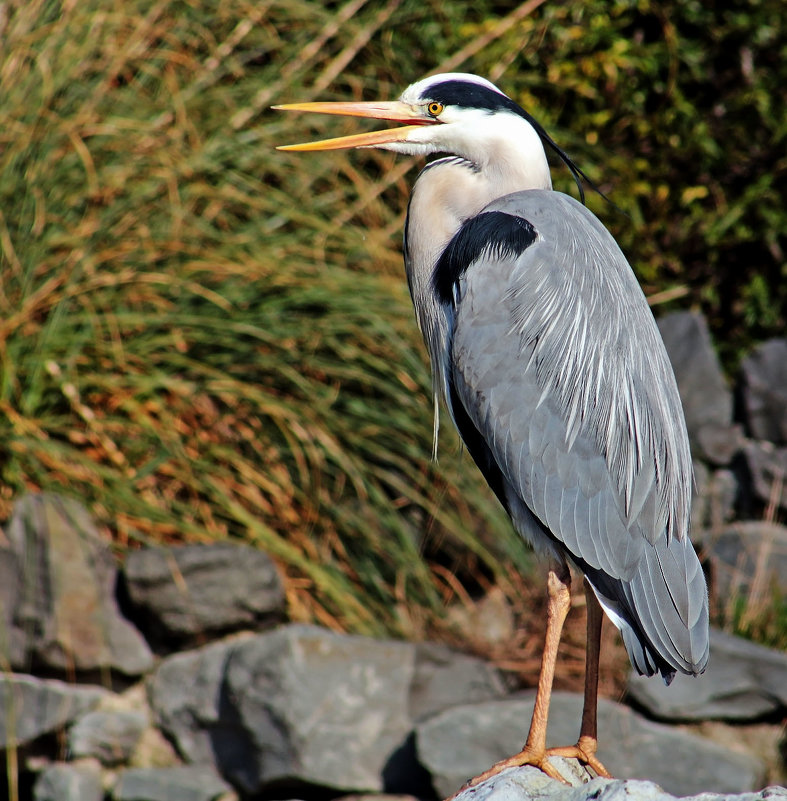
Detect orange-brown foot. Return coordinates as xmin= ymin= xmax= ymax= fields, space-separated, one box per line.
xmin=451 ymin=739 xmax=612 ymax=799
xmin=545 ymin=736 xmax=612 ymax=778
xmin=456 ymin=746 xmax=567 ymax=795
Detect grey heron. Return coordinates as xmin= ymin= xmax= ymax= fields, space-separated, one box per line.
xmin=274 ymin=73 xmax=709 ymax=784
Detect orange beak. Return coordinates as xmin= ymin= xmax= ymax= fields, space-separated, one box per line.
xmin=272 ymin=100 xmax=435 ymax=151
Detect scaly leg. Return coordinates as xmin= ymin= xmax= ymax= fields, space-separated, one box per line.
xmin=545 ymin=580 xmax=612 ymax=777
xmin=462 ymin=564 xmax=572 ymax=787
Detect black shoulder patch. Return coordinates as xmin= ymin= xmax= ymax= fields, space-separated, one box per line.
xmin=432 ymin=211 xmax=537 ymax=305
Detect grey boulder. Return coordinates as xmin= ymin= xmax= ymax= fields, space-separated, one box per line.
xmin=113 ymin=766 xmax=236 ymax=801
xmin=451 ymin=766 xmax=787 ymax=801
xmin=148 ymin=624 xmax=506 ymax=795
xmin=627 ymin=628 xmax=787 ymax=722
xmin=0 ymin=674 xmax=108 ymax=748
xmin=657 ymin=312 xmax=738 ymax=464
xmin=215 ymin=624 xmax=417 ymax=795
xmin=68 ymin=708 xmax=148 ymax=765
xmin=741 ymin=338 xmax=787 ymax=444
xmin=122 ymin=542 xmax=285 ymax=651
xmin=691 ymin=461 xmax=737 ymax=531
xmin=148 ymin=636 xmax=239 ymax=767
xmin=741 ymin=441 xmax=787 ymax=512
xmin=411 ymin=641 xmax=508 ymax=720
xmin=416 ymin=691 xmax=765 ymax=799
xmin=1 ymin=493 xmax=153 ymax=676
xmin=698 ymin=521 xmax=787 ymax=603
xmin=33 ymin=761 xmax=103 ymax=801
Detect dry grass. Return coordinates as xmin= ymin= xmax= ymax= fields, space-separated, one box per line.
xmin=0 ymin=0 xmax=556 ymax=655
xmin=443 ymin=566 xmax=630 ymax=698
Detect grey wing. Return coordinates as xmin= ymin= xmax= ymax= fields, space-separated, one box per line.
xmin=448 ymin=190 xmax=708 ymax=676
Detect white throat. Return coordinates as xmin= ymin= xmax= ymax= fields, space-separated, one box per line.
xmin=402 ymin=112 xmax=552 ymax=455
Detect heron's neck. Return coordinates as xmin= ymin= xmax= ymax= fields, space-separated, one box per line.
xmin=410 ymin=154 xmax=548 ymax=262
xmin=464 ymin=116 xmax=553 ymax=201
xmin=407 ymin=115 xmax=552 ymax=267
xmin=403 ymin=142 xmax=551 ymax=424
xmin=401 ymin=112 xmax=553 ymax=449
xmin=405 ymin=137 xmax=551 ymax=311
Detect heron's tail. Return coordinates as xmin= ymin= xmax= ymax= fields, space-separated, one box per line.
xmin=586 ymin=532 xmax=709 ymax=683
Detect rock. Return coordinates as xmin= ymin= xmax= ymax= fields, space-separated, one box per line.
xmin=741 ymin=441 xmax=787 ymax=512
xmin=33 ymin=761 xmax=103 ymax=801
xmin=707 ymin=469 xmax=738 ymax=526
xmin=216 ymin=624 xmax=415 ymax=795
xmin=2 ymin=493 xmax=153 ymax=676
xmin=68 ymin=681 xmax=180 ymax=770
xmin=113 ymin=766 xmax=236 ymax=801
xmin=691 ymin=463 xmax=738 ymax=531
xmin=691 ymin=460 xmax=710 ymax=533
xmin=336 ymin=796 xmax=421 ymax=801
xmin=683 ymin=721 xmax=787 ymax=788
xmin=415 ymin=691 xmax=765 ymax=798
xmin=656 ymin=312 xmax=737 ymax=464
xmin=410 ymin=641 xmax=507 ymax=720
xmin=741 ymin=338 xmax=787 ymax=444
xmin=695 ymin=423 xmax=744 ymax=467
xmin=129 ymin=722 xmax=182 ymax=769
xmin=148 ymin=636 xmax=239 ymax=766
xmin=149 ymin=624 xmax=506 ymax=793
xmin=0 ymin=674 xmax=108 ymax=748
xmin=627 ymin=628 xmax=787 ymax=722
xmin=698 ymin=521 xmax=787 ymax=602
xmin=68 ymin=709 xmax=148 ymax=766
xmin=451 ymin=766 xmax=787 ymax=801
xmin=121 ymin=543 xmax=285 ymax=651
xmin=445 ymin=587 xmax=516 ymax=651
xmin=0 ymin=540 xmax=25 ymax=666
xmin=100 ymin=684 xmax=181 ymax=769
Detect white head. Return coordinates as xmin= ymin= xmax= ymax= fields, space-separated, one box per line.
xmin=275 ymin=73 xmax=591 ymax=197
xmin=388 ymin=74 xmax=551 ymax=185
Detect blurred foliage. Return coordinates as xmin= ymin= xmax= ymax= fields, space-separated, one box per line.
xmin=0 ymin=0 xmax=784 ymax=653
xmin=464 ymin=0 xmax=786 ymax=366
xmin=726 ymin=589 xmax=787 ymax=652
xmin=0 ymin=0 xmax=527 ymax=643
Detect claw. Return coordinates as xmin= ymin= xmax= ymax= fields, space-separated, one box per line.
xmin=457 ymin=746 xmax=568 ymax=794
xmin=449 ymin=737 xmax=613 ymax=801
xmin=545 ymin=737 xmax=612 ymax=778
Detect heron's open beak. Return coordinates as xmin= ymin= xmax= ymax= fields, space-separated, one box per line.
xmin=272 ymin=100 xmax=435 ymax=151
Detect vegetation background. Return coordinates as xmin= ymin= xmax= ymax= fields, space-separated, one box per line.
xmin=1 ymin=0 xmax=785 ymax=685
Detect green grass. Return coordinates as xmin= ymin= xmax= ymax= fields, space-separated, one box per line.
xmin=728 ymin=591 xmax=787 ymax=652
xmin=1 ymin=0 xmax=785 ymax=649
xmin=0 ymin=0 xmax=533 ymax=639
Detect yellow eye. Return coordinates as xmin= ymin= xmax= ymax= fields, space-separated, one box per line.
xmin=427 ymin=101 xmax=444 ymax=117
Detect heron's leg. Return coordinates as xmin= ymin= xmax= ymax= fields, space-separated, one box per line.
xmin=545 ymin=580 xmax=612 ymax=778
xmin=461 ymin=564 xmax=572 ymax=788
xmin=521 ymin=564 xmax=572 ymax=756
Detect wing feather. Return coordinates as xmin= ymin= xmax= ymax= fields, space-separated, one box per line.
xmin=443 ymin=189 xmax=708 ymax=675
xmin=450 ymin=192 xmax=691 ymax=567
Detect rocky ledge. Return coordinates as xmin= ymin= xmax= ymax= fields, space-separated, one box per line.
xmin=455 ymin=766 xmax=787 ymax=801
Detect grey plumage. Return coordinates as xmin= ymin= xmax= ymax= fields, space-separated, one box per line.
xmin=424 ymin=189 xmax=709 ymax=681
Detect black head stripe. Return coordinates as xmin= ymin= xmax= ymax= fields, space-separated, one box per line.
xmin=433 ymin=211 xmax=537 ymax=305
xmin=420 ymin=79 xmax=521 ymax=115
